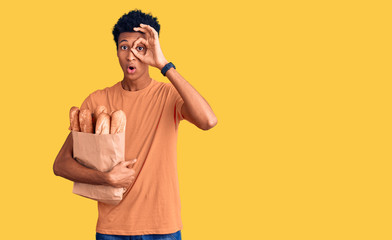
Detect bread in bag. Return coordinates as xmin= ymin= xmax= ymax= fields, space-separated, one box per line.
xmin=110 ymin=110 xmax=126 ymax=134
xmin=93 ymin=105 xmax=108 ymax=128
xmin=69 ymin=106 xmax=80 ymax=131
xmin=95 ymin=113 xmax=110 ymax=135
xmin=79 ymin=109 xmax=94 ymax=133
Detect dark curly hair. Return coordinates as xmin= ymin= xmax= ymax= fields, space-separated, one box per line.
xmin=112 ymin=9 xmax=160 ymax=50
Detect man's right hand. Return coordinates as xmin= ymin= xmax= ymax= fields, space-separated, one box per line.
xmin=105 ymin=159 xmax=137 ymax=188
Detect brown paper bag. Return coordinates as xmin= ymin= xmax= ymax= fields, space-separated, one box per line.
xmin=71 ymin=131 xmax=126 ymax=205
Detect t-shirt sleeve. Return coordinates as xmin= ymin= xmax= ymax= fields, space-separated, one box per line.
xmin=168 ymin=84 xmax=184 ymax=126
xmin=80 ymin=94 xmax=93 ymax=111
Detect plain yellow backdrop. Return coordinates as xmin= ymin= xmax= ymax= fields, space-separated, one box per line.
xmin=0 ymin=0 xmax=391 ymax=239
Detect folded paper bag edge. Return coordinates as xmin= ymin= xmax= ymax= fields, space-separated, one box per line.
xmin=73 ymin=182 xmax=124 ymax=205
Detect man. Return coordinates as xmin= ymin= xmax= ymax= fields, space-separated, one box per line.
xmin=53 ymin=9 xmax=217 ymax=240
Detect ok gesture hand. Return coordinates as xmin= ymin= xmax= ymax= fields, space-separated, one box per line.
xmin=131 ymin=24 xmax=169 ymax=70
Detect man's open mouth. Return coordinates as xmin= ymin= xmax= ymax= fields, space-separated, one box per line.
xmin=127 ymin=66 xmax=136 ymax=74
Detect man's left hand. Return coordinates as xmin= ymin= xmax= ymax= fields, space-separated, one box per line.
xmin=131 ymin=24 xmax=169 ymax=70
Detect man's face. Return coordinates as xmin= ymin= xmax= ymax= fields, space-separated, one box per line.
xmin=117 ymin=32 xmax=148 ymax=81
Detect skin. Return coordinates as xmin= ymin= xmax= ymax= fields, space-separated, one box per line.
xmin=53 ymin=23 xmax=217 ymax=188
xmin=53 ymin=132 xmax=136 ymax=188
xmin=117 ymin=31 xmax=152 ymax=91
xmin=120 ymin=24 xmax=218 ymax=129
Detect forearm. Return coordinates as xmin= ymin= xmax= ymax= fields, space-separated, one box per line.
xmin=53 ymin=133 xmax=109 ymax=185
xmin=164 ymin=66 xmax=217 ymax=130
xmin=54 ymin=155 xmax=108 ymax=185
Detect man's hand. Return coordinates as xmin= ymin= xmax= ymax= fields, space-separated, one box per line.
xmin=131 ymin=24 xmax=169 ymax=70
xmin=106 ymin=159 xmax=137 ymax=188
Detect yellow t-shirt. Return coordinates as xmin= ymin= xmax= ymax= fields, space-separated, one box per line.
xmin=80 ymin=79 xmax=184 ymax=235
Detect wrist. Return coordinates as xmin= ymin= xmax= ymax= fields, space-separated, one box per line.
xmin=158 ymin=60 xmax=169 ymax=70
xmin=161 ymin=62 xmax=176 ymax=76
xmin=101 ymin=171 xmax=112 ymax=186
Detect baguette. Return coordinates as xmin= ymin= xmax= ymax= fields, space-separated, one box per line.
xmin=110 ymin=110 xmax=126 ymax=134
xmin=79 ymin=109 xmax=94 ymax=133
xmin=93 ymin=105 xmax=108 ymax=129
xmin=95 ymin=113 xmax=110 ymax=135
xmin=69 ymin=106 xmax=80 ymax=131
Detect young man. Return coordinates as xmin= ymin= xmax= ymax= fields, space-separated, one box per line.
xmin=53 ymin=9 xmax=217 ymax=240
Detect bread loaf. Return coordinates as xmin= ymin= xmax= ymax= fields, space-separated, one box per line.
xmin=93 ymin=106 xmax=108 ymax=129
xmin=95 ymin=113 xmax=110 ymax=135
xmin=79 ymin=109 xmax=94 ymax=133
xmin=110 ymin=110 xmax=126 ymax=134
xmin=69 ymin=105 xmax=125 ymax=134
xmin=69 ymin=106 xmax=80 ymax=131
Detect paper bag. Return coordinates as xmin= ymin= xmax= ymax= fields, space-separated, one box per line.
xmin=71 ymin=130 xmax=126 ymax=205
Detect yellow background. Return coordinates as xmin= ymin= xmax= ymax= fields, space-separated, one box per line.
xmin=0 ymin=0 xmax=391 ymax=239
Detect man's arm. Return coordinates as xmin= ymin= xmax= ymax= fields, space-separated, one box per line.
xmin=161 ymin=64 xmax=218 ymax=130
xmin=131 ymin=24 xmax=218 ymax=130
xmin=53 ymin=132 xmax=136 ymax=188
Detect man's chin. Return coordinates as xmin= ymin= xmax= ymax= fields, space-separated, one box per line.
xmin=124 ymin=72 xmax=141 ymax=80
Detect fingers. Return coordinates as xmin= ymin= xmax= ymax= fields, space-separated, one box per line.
xmin=141 ymin=24 xmax=159 ymax=39
xmin=130 ymin=158 xmax=137 ymax=167
xmin=133 ymin=37 xmax=147 ymax=47
xmin=141 ymin=24 xmax=155 ymax=38
xmin=131 ymin=47 xmax=143 ymax=59
xmin=133 ymin=24 xmax=153 ymax=39
xmin=123 ymin=174 xmax=136 ymax=191
xmin=135 ymin=24 xmax=159 ymax=39
xmin=133 ymin=26 xmax=149 ymax=36
xmin=124 ymin=158 xmax=137 ymax=168
xmin=131 ymin=38 xmax=147 ymax=59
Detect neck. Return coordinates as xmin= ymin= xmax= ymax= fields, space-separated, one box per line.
xmin=121 ymin=73 xmax=152 ymax=91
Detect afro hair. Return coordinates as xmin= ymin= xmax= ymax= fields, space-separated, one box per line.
xmin=112 ymin=9 xmax=160 ymax=50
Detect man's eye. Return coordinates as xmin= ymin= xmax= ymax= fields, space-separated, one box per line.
xmin=136 ymin=46 xmax=144 ymax=51
xmin=121 ymin=46 xmax=128 ymax=50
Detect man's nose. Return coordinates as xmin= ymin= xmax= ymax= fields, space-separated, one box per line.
xmin=127 ymin=50 xmax=136 ymax=61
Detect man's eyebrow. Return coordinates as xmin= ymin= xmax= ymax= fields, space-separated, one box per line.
xmin=119 ymin=40 xmax=128 ymax=43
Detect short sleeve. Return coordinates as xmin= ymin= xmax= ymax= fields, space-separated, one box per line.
xmin=80 ymin=94 xmax=93 ymax=111
xmin=168 ymin=84 xmax=184 ymax=126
